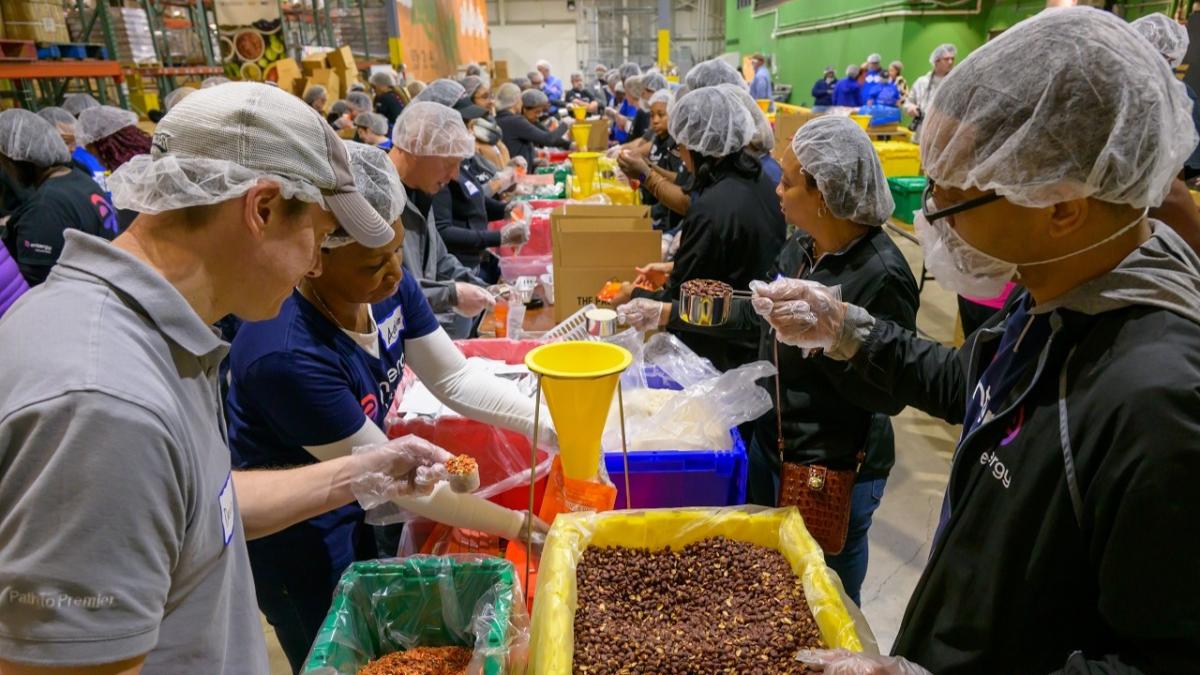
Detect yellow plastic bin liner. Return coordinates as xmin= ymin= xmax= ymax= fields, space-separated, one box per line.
xmin=873 ymin=140 xmax=922 ymax=178
xmin=529 ymin=505 xmax=875 ymax=674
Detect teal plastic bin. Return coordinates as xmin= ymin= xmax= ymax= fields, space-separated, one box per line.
xmin=302 ymin=556 xmax=527 ymax=675
xmin=888 ymin=176 xmax=926 ymax=225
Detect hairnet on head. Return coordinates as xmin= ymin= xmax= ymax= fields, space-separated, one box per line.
xmin=605 ymin=71 xmax=622 ymax=87
xmin=922 ymin=7 xmax=1195 ymax=210
xmin=720 ymin=83 xmax=774 ymax=153
xmin=570 ymin=71 xmax=583 ymax=80
xmin=343 ymin=141 xmax=406 ymax=229
xmin=63 ymin=93 xmax=100 ymax=116
xmin=791 ymin=116 xmax=893 ymax=226
xmin=648 ymin=88 xmax=674 ymax=109
xmin=930 ymin=43 xmax=957 ymax=65
xmin=354 ymin=111 xmax=388 ymax=136
xmin=521 ymin=88 xmax=549 ymax=109
xmin=348 ymin=82 xmax=366 ymax=93
xmin=76 ymin=106 xmax=139 ymax=148
xmin=889 ymin=60 xmax=903 ymax=72
xmin=618 ymin=62 xmax=642 ymax=81
xmin=845 ymin=64 xmax=860 ymax=78
xmin=329 ymin=100 xmax=352 ymax=118
xmin=495 ymin=82 xmax=521 ymax=110
xmin=460 ymin=75 xmax=483 ymax=99
xmin=346 ymin=91 xmax=372 ymax=111
xmin=391 ymin=101 xmax=475 ymax=158
xmin=668 ymin=86 xmax=755 ymax=158
xmin=1132 ymin=13 xmax=1189 ymax=68
xmin=624 ymin=75 xmax=645 ymax=98
xmin=685 ymin=58 xmax=747 ymax=91
xmin=370 ymin=70 xmax=397 ymax=88
xmin=412 ymin=78 xmax=466 ymax=107
xmin=200 ymin=76 xmax=230 ymax=89
xmin=866 ymin=53 xmax=882 ymax=64
xmin=465 ymin=63 xmax=482 ymax=76
xmin=303 ymin=86 xmax=327 ymax=106
xmin=641 ymin=72 xmax=669 ymax=94
xmin=163 ymin=86 xmax=196 ymax=111
xmin=0 ymin=109 xmax=71 ymax=167
xmin=37 ymin=106 xmax=76 ymax=135
xmin=535 ymin=59 xmax=551 ymax=70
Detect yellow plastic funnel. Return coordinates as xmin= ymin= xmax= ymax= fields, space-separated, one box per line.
xmin=572 ymin=106 xmax=587 ymax=120
xmin=850 ymin=113 xmax=871 ymax=130
xmin=569 ymin=151 xmax=601 ymax=197
xmin=525 ymin=341 xmax=632 ymax=481
xmin=756 ymin=98 xmax=771 ymax=113
xmin=570 ymin=124 xmax=592 ymax=151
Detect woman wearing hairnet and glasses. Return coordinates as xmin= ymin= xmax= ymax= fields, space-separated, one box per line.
xmin=752 ymin=8 xmax=1200 ymax=673
xmin=225 ymin=142 xmax=552 ymax=672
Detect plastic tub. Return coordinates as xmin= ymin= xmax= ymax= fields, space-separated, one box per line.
xmin=604 ymin=430 xmax=747 ymax=509
xmin=873 ymin=140 xmax=921 ymax=178
xmin=303 ymin=557 xmax=527 ymax=675
xmin=498 ymin=255 xmax=552 ymax=281
xmin=887 ymin=175 xmax=926 ymax=225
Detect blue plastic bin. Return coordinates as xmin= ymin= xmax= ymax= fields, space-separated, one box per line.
xmin=604 ymin=430 xmax=748 ymax=509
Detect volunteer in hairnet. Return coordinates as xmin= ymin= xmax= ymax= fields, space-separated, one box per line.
xmin=496 ymin=88 xmax=571 ymax=167
xmin=36 ymin=105 xmax=108 ymax=191
xmin=411 ymin=78 xmax=465 ymax=107
xmin=711 ymin=116 xmax=918 ymax=606
xmin=1131 ymin=12 xmax=1200 ymax=254
xmin=615 ymin=85 xmax=785 ymax=372
xmin=227 ymin=142 xmax=550 ymax=671
xmin=387 ymin=102 xmax=494 ymax=338
xmin=684 ymin=58 xmax=781 ymax=184
xmin=755 ymin=9 xmax=1200 ymax=673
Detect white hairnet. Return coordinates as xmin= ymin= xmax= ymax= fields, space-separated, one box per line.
xmin=922 ymin=6 xmax=1196 ymax=210
xmin=37 ymin=106 xmax=76 ymax=135
xmin=391 ymin=101 xmax=474 ymax=158
xmin=845 ymin=64 xmax=861 ymax=78
xmin=109 ymin=155 xmax=323 ymax=214
xmin=413 ymin=78 xmax=465 ymax=106
xmin=721 ymin=84 xmax=774 ymax=153
xmin=162 ymin=86 xmax=196 ymax=112
xmin=370 ymin=70 xmax=397 ymax=88
xmin=685 ymin=58 xmax=747 ymax=91
xmin=791 ymin=116 xmax=893 ymax=226
xmin=76 ymin=106 xmax=139 ymax=148
xmin=496 ymin=82 xmax=521 ymax=111
xmin=668 ymin=86 xmax=755 ymax=157
xmin=648 ymin=88 xmax=674 ymax=108
xmin=929 ymin=43 xmax=957 ymax=65
xmin=521 ymin=88 xmax=549 ymax=108
xmin=1131 ymin=13 xmax=1189 ymax=68
xmin=200 ymin=76 xmax=230 ymax=89
xmin=618 ymin=62 xmax=641 ymax=81
xmin=0 ymin=109 xmax=71 ymax=167
xmin=63 ymin=93 xmax=100 ymax=116
xmin=570 ymin=71 xmax=583 ymax=80
xmin=535 ymin=59 xmax=552 ymax=70
xmin=624 ymin=75 xmax=645 ymax=98
xmin=344 ymin=141 xmax=406 ymax=228
xmin=354 ymin=111 xmax=388 ymax=136
xmin=641 ymin=72 xmax=669 ymax=93
xmin=460 ymin=75 xmax=484 ymax=99
xmin=303 ymin=86 xmax=327 ymax=106
xmin=346 ymin=91 xmax=372 ymax=112
xmin=866 ymin=53 xmax=882 ymax=64
xmin=889 ymin=60 xmax=904 ymax=72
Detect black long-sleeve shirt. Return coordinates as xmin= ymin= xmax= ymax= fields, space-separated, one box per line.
xmin=373 ymin=90 xmax=405 ymax=129
xmin=496 ymin=110 xmax=570 ymax=167
xmin=432 ymin=157 xmax=507 ymax=269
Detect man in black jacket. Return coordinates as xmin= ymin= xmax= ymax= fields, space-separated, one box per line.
xmin=496 ymin=88 xmax=571 ymax=168
xmin=756 ymin=8 xmax=1200 ymax=674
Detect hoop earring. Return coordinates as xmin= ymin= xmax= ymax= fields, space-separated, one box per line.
xmin=817 ymin=205 xmax=828 ymax=219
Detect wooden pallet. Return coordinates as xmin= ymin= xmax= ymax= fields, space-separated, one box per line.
xmin=36 ymin=43 xmax=109 ymax=60
xmin=0 ymin=39 xmax=37 ymax=61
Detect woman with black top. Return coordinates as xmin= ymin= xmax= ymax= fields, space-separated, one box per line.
xmin=614 ymin=84 xmax=785 ymax=372
xmin=616 ymin=88 xmax=684 ymax=233
xmin=495 ymin=88 xmax=571 ymax=168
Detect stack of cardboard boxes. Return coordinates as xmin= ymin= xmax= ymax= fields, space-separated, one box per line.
xmin=550 ymin=204 xmax=660 ymax=322
xmin=2 ymin=0 xmax=71 ymax=43
xmin=287 ymin=45 xmax=361 ymax=112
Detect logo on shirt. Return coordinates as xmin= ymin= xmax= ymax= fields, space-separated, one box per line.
xmin=151 ymin=129 xmax=171 ymax=154
xmin=91 ymin=193 xmax=119 ymax=234
xmin=23 ymin=240 xmax=53 ymax=255
xmin=979 ymin=450 xmax=1012 ymax=489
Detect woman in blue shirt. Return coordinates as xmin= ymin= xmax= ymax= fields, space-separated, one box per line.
xmin=226 ymin=142 xmax=551 ymax=672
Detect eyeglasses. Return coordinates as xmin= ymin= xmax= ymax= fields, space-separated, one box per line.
xmin=922 ymin=179 xmax=1002 ymax=224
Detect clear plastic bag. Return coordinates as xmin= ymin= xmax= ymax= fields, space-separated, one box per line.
xmin=302 ymin=555 xmax=530 ymax=675
xmin=528 ymin=506 xmax=877 ymax=674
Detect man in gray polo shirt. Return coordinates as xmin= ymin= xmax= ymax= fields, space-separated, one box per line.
xmin=0 ymin=83 xmax=455 ymax=673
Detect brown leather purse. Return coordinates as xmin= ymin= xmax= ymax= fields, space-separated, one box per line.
xmin=771 ymin=341 xmax=862 ymax=555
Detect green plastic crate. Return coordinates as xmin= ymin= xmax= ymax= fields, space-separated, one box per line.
xmin=302 ymin=557 xmax=522 ymax=675
xmin=888 ymin=176 xmax=927 ymax=225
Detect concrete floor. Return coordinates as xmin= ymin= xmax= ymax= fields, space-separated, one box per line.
xmin=260 ymin=230 xmax=962 ymax=670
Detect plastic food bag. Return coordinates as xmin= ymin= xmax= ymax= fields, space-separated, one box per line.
xmin=302 ymin=555 xmax=529 ymax=675
xmin=528 ymin=506 xmax=876 ymax=674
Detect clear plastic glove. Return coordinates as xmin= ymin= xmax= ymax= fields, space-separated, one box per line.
xmin=493 ymin=167 xmax=516 ymax=192
xmin=796 ymin=649 xmax=931 ymax=675
xmin=501 ymin=220 xmax=530 ymax=246
xmin=749 ymin=278 xmax=845 ymax=351
xmin=634 ymin=262 xmax=672 ymax=289
xmin=349 ymin=435 xmax=457 ymax=511
xmin=453 ymin=282 xmax=496 ymax=317
xmin=605 ymin=144 xmax=623 ymax=159
xmin=616 ymin=298 xmax=667 ymax=332
xmin=509 ymin=155 xmax=528 ymax=171
xmin=618 ymin=149 xmax=651 ymax=178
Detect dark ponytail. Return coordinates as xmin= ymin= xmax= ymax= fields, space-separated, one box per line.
xmin=684 ymin=148 xmax=761 ymax=193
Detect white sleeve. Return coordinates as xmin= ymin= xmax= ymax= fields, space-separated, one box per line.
xmin=404 ymin=327 xmax=550 ymax=440
xmin=304 ymin=418 xmax=389 ymax=462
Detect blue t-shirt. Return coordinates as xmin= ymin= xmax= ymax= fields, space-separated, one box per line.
xmin=224 ymin=273 xmax=439 ymax=592
xmin=72 ymin=146 xmax=108 ymax=194
xmin=760 ymin=154 xmax=782 ymax=186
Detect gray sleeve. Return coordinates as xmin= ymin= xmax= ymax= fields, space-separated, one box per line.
xmin=0 ymin=391 xmax=187 ymax=665
xmin=420 ymin=278 xmax=457 ymax=313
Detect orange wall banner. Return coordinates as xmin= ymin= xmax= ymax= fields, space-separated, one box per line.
xmin=396 ymin=0 xmax=489 ymax=83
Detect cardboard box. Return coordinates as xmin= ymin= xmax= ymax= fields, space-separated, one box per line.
xmin=327 ymin=45 xmax=357 ymax=73
xmin=575 ymin=119 xmax=611 ymax=152
xmin=550 ymin=204 xmax=659 ymax=321
xmin=273 ymin=58 xmax=302 ymax=95
xmin=772 ymin=107 xmax=816 ymax=161
xmin=302 ymin=53 xmax=329 ymax=76
xmin=493 ymin=60 xmax=509 ymax=82
xmin=337 ymin=67 xmax=359 ymax=97
xmin=2 ymin=0 xmax=70 ymax=43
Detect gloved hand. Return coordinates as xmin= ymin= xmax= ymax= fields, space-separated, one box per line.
xmin=350 ymin=435 xmax=457 ymax=511
xmin=453 ymin=282 xmax=496 ymax=318
xmin=616 ymin=298 xmax=667 ymax=332
xmin=493 ymin=167 xmax=516 ymax=193
xmin=796 ymin=650 xmax=931 ymax=675
xmin=508 ymin=155 xmax=529 ymax=171
xmin=633 ymin=261 xmax=673 ymax=289
xmin=500 ymin=220 xmax=530 ymax=246
xmin=617 ymin=149 xmax=651 ymax=178
xmin=749 ymin=278 xmax=845 ymax=351
xmin=605 ymin=144 xmax=623 ymax=160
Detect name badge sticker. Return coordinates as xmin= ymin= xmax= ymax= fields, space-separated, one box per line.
xmin=464 ymin=180 xmax=480 ymax=196
xmin=218 ymin=472 xmax=235 ymax=546
xmin=378 ymin=305 xmax=406 ymax=349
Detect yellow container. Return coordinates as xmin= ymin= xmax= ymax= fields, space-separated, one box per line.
xmin=529 ymin=507 xmax=871 ymax=673
xmin=873 ymin=140 xmax=922 ymax=178
xmin=568 ymin=151 xmax=601 ymax=198
xmin=525 ymin=342 xmax=632 ymax=481
xmin=850 ymin=114 xmax=871 ymax=130
xmin=756 ymin=98 xmax=771 ymax=113
xmin=572 ymin=106 xmax=587 ymax=120
xmin=569 ymin=124 xmax=591 ymax=150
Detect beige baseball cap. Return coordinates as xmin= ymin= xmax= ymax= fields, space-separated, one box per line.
xmin=148 ymin=82 xmax=393 ymax=247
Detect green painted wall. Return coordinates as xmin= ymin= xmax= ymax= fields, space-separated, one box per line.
xmin=725 ymin=0 xmax=1176 ymax=106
